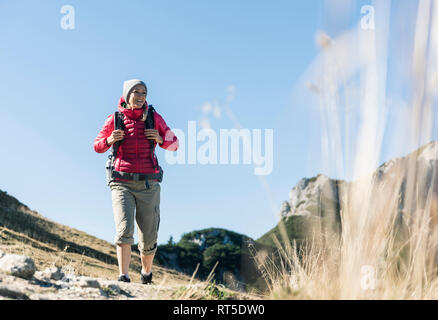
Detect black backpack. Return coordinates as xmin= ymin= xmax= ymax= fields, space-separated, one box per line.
xmin=105 ymin=105 xmax=163 ymax=186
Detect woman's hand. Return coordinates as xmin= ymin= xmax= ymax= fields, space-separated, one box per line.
xmin=107 ymin=129 xmax=125 ymax=146
xmin=144 ymin=129 xmax=163 ymax=144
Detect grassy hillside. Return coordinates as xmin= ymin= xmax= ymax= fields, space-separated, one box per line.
xmin=257 ymin=215 xmax=327 ymax=247
xmin=0 ymin=189 xmax=265 ymax=299
xmin=0 ymin=189 xmax=205 ymax=286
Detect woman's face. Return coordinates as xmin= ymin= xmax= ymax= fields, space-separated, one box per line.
xmin=127 ymin=84 xmax=147 ymax=109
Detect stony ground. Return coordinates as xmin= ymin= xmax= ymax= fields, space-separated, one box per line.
xmin=0 ymin=269 xmax=199 ymax=300
xmin=0 ymin=251 xmax=262 ymax=300
xmin=0 ymin=271 xmax=260 ymax=300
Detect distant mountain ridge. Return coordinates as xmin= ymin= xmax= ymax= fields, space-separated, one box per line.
xmin=156 ymin=228 xmax=267 ymax=291
xmin=258 ymin=141 xmax=438 ymax=247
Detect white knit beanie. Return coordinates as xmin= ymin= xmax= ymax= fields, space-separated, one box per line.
xmin=123 ymin=79 xmax=147 ymax=103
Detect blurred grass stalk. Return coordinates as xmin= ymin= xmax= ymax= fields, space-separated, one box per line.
xmin=257 ymin=0 xmax=438 ymax=299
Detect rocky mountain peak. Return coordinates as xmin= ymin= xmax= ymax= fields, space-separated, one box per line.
xmin=415 ymin=140 xmax=438 ymax=163
xmin=281 ymin=174 xmax=341 ymax=218
xmin=280 ymin=141 xmax=438 ymax=221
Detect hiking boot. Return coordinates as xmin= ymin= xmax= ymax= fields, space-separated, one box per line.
xmin=141 ymin=272 xmax=153 ymax=285
xmin=118 ymin=274 xmax=131 ymax=283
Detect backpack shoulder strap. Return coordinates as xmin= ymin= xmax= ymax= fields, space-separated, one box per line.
xmin=112 ymin=111 xmax=125 ymax=159
xmin=145 ymin=105 xmax=155 ymax=129
xmin=114 ymin=111 xmax=125 ymax=130
xmin=145 ymin=105 xmax=160 ymax=171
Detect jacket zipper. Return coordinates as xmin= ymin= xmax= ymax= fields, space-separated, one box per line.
xmin=136 ymin=120 xmax=139 ymax=172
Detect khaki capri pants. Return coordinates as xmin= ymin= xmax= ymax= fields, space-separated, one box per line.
xmin=109 ymin=179 xmax=160 ymax=255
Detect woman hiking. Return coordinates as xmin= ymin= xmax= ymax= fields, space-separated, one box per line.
xmin=94 ymin=79 xmax=179 ymax=284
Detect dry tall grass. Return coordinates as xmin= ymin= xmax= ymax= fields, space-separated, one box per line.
xmin=255 ymin=0 xmax=438 ymax=299
xmin=255 ymin=174 xmax=438 ymax=299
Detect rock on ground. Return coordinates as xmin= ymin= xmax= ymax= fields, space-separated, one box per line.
xmin=0 ymin=253 xmax=36 ymax=280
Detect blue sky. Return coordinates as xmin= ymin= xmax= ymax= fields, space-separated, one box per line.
xmin=1 ymin=1 xmax=436 ymax=246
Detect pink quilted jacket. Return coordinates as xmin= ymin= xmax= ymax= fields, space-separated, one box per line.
xmin=94 ymin=96 xmax=179 ymax=175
